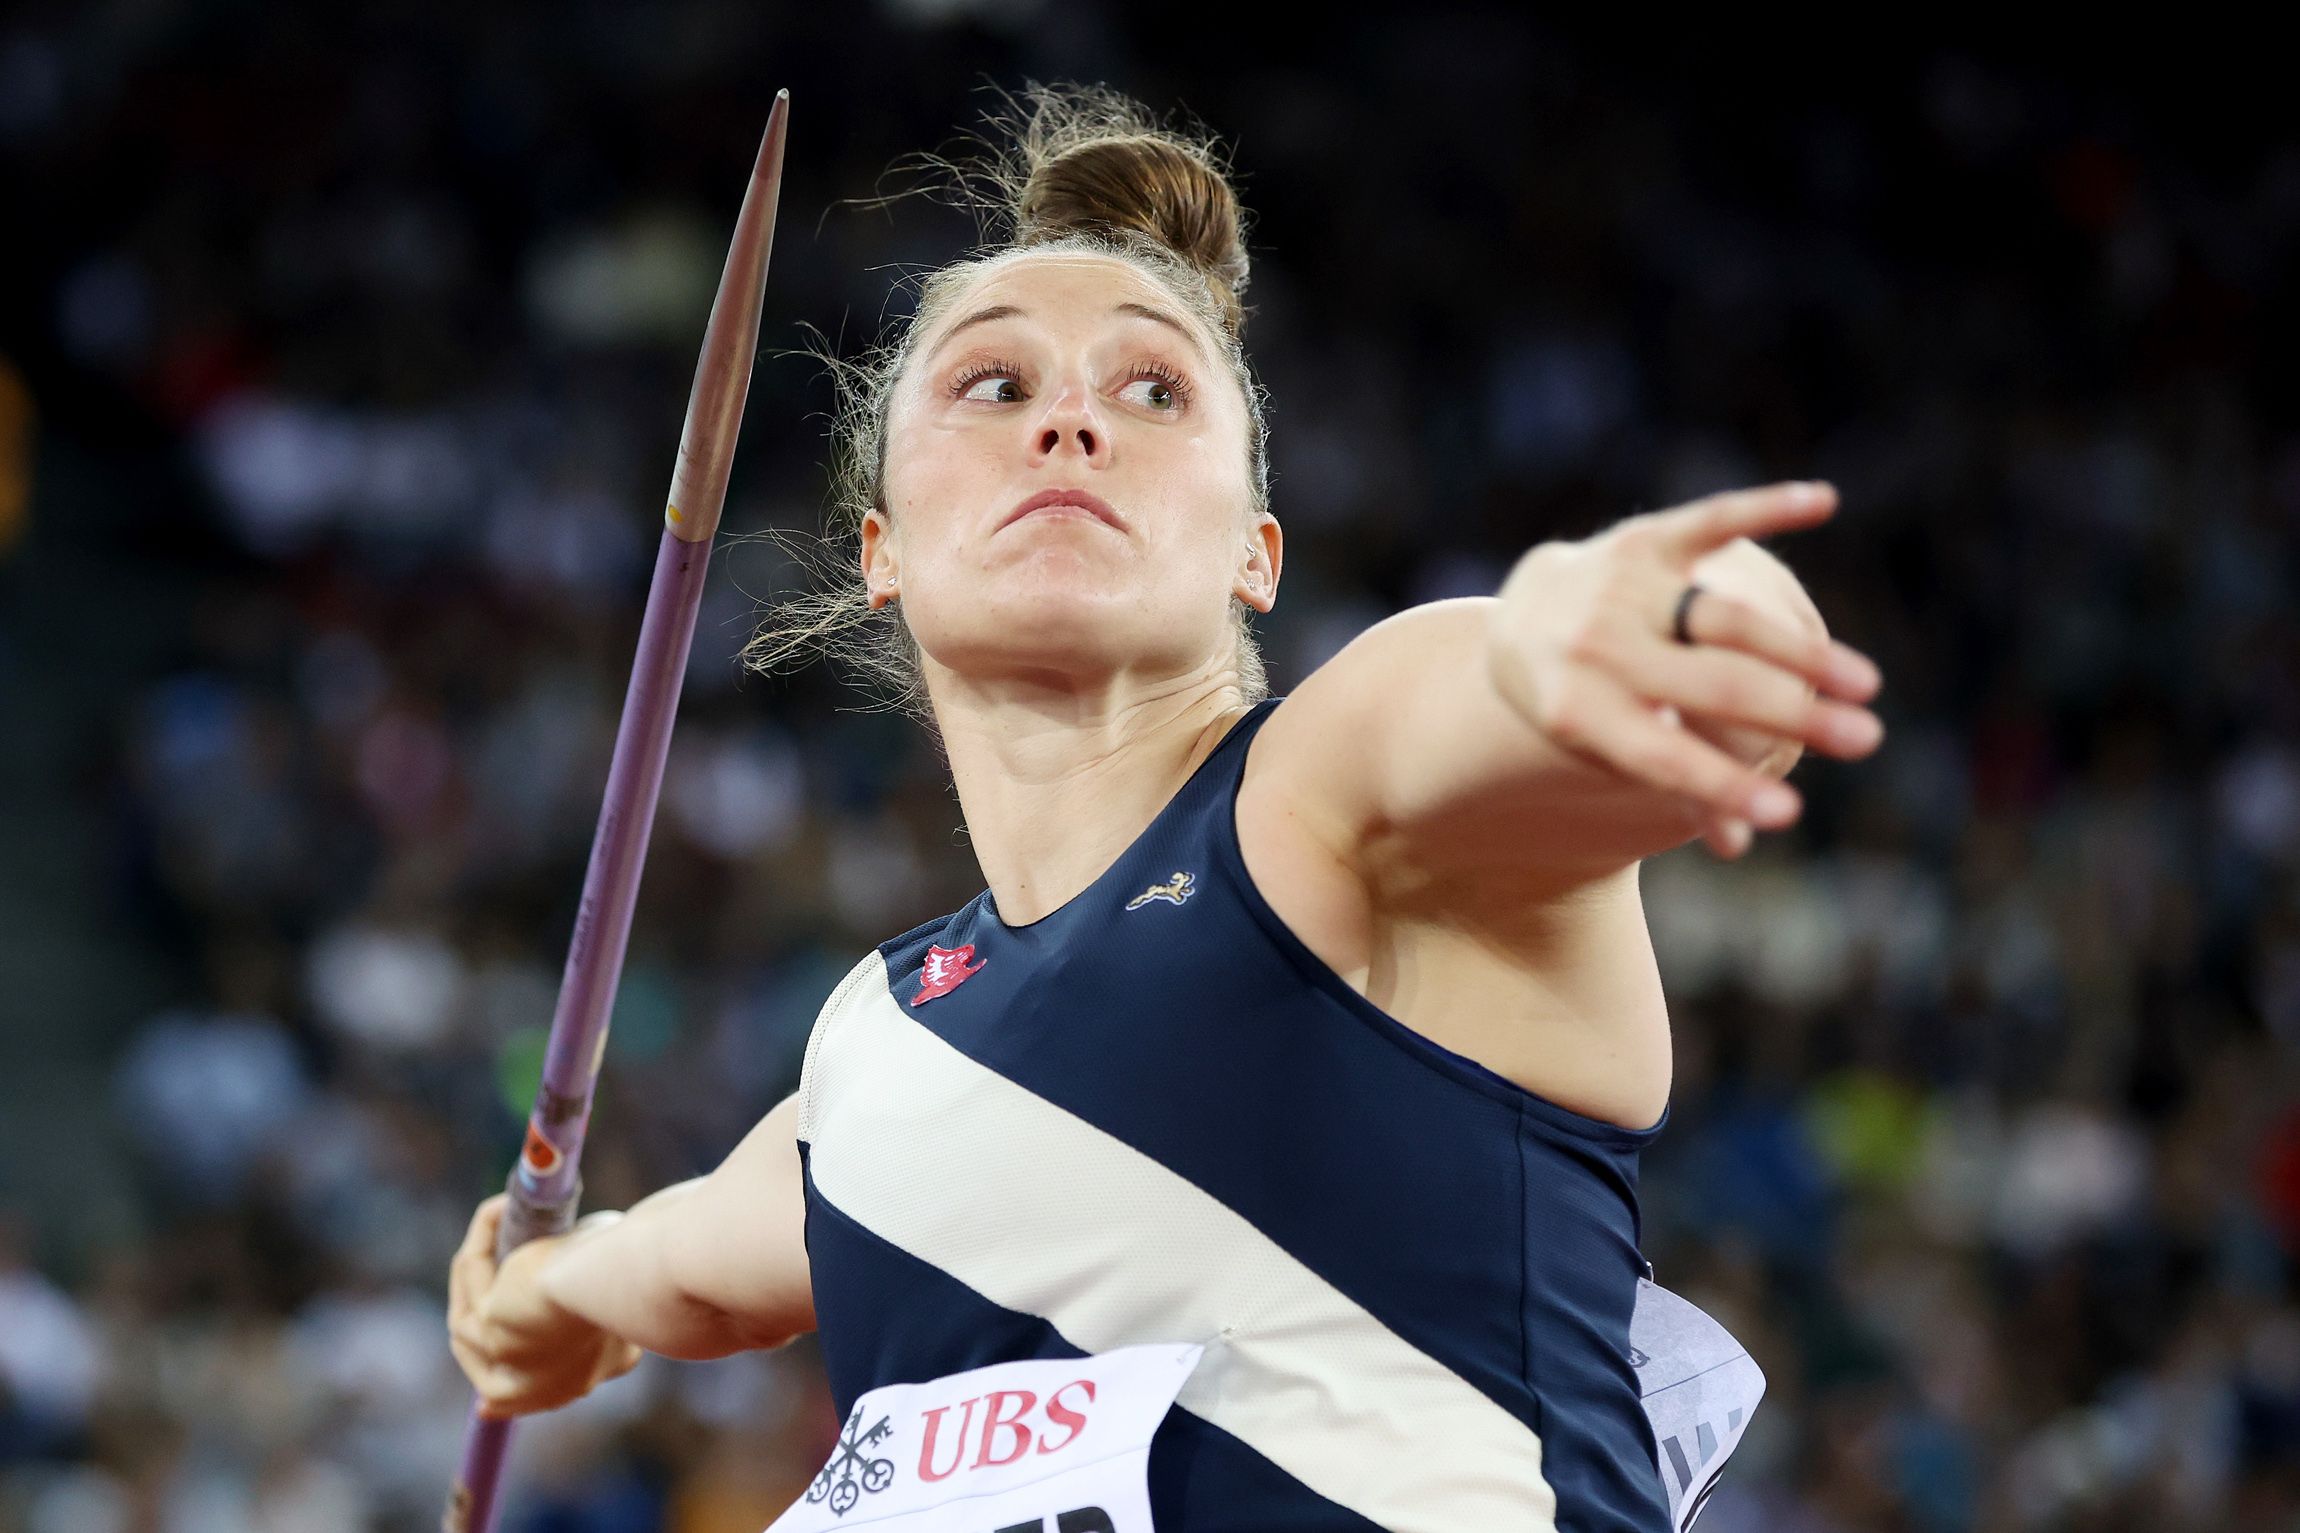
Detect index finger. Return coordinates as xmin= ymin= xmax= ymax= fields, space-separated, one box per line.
xmin=458 ymin=1194 xmax=507 ymax=1264
xmin=1641 ymin=481 xmax=1838 ymax=563
xmin=450 ymin=1195 xmax=506 ymax=1320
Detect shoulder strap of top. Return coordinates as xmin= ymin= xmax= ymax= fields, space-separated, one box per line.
xmin=797 ymin=947 xmax=893 ymax=1143
xmin=1198 ymin=695 xmax=1283 ymax=790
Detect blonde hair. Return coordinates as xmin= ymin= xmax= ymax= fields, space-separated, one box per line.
xmin=740 ymin=81 xmax=1274 ymax=717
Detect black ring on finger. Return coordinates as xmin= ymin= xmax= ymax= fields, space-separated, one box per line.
xmin=1671 ymin=582 xmax=1706 ymax=646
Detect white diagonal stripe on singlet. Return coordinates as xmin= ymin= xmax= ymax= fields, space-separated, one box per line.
xmin=800 ymin=960 xmax=1559 ymax=1533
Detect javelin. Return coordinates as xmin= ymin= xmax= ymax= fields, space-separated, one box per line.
xmin=444 ymin=89 xmax=790 ymax=1533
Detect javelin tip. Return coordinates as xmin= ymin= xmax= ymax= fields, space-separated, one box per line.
xmin=665 ymin=95 xmax=789 ymax=545
xmin=753 ymin=90 xmax=791 ymax=184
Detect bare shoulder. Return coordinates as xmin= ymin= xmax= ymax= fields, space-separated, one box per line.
xmin=1232 ymin=606 xmax=1674 ymax=1131
xmin=1232 ymin=598 xmax=1500 ymax=867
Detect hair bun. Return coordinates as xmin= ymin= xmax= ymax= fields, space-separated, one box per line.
xmin=1002 ymin=84 xmax=1252 ymax=336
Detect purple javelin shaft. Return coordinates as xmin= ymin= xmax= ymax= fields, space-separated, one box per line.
xmin=445 ymin=90 xmax=789 ymax=1533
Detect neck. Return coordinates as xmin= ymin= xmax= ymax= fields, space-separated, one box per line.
xmin=927 ymin=665 xmax=1252 ymax=927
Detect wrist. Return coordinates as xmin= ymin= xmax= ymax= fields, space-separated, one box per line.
xmin=528 ymin=1209 xmax=629 ymax=1325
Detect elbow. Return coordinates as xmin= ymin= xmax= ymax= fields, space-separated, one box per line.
xmin=642 ymin=1292 xmax=767 ymax=1362
xmin=693 ymin=1287 xmax=802 ymax=1353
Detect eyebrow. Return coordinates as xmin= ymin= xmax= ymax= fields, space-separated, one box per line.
xmin=924 ymin=301 xmax=1208 ymax=366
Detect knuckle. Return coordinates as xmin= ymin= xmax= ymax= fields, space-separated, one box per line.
xmin=1560 ymin=621 xmax=1613 ymax=668
xmin=1711 ymin=597 xmax=1757 ymax=643
xmin=1615 ymin=519 xmax=1667 ymax=559
xmin=1538 ymin=688 xmax=1588 ymax=745
xmin=1599 ymin=518 xmax=1657 ymax=560
xmin=1770 ymin=674 xmax=1820 ymax=723
xmin=1701 ymin=598 xmax=1747 ymax=642
xmin=1664 ymin=735 xmax=1729 ymax=793
xmin=1623 ymin=734 xmax=1679 ymax=784
xmin=1711 ymin=673 xmax=1764 ymax=719
xmin=1737 ymin=761 xmax=1780 ymax=798
xmin=1693 ymin=764 xmax=1743 ymax=807
xmin=1725 ymin=663 xmax=1798 ymax=724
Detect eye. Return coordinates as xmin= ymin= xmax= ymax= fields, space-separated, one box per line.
xmin=949 ymin=358 xmax=1026 ymax=404
xmin=944 ymin=356 xmax=1197 ymax=412
xmin=1121 ymin=361 xmax=1195 ymax=413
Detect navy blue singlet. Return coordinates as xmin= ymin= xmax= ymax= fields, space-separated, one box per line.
xmin=795 ymin=695 xmax=1674 ymax=1532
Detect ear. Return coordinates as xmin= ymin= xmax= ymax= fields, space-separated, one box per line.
xmin=1233 ymin=511 xmax=1282 ymax=614
xmin=859 ymin=507 xmax=900 ymax=609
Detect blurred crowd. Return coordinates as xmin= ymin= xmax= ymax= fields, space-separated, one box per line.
xmin=2 ymin=4 xmax=2297 ymax=1531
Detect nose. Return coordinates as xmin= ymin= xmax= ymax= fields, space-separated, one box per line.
xmin=1031 ymin=378 xmax=1106 ymax=464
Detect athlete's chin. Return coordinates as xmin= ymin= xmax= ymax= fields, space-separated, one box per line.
xmin=916 ymin=590 xmax=1192 ymax=684
xmin=963 ymin=575 xmax=1131 ymax=637
xmin=928 ymin=612 xmax=1134 ymax=678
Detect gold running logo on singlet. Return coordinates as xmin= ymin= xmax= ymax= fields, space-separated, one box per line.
xmin=1125 ymin=871 xmax=1195 ymax=910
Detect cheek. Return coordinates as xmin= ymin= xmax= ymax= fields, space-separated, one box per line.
xmin=883 ymin=425 xmax=1011 ymax=548
xmin=1143 ymin=509 xmax=1249 ymax=619
xmin=1182 ymin=413 xmax=1253 ymax=496
xmin=881 ymin=459 xmax=975 ymax=569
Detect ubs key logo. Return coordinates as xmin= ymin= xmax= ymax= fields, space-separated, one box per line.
xmin=807 ymin=1406 xmax=895 ymax=1517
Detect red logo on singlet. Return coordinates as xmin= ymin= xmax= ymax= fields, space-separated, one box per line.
xmin=916 ymin=1380 xmax=1098 ymax=1482
xmin=912 ymin=943 xmax=985 ymax=1005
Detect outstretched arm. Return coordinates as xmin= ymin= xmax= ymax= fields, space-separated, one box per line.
xmin=448 ymin=1091 xmax=814 ymax=1417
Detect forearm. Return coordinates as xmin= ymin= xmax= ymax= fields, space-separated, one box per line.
xmin=535 ymin=1181 xmax=776 ymax=1361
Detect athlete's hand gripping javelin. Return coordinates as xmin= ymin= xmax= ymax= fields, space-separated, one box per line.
xmin=1484 ymin=480 xmax=1884 ymax=861
xmin=449 ymin=1193 xmax=641 ymax=1419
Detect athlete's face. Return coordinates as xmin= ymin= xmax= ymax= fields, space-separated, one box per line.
xmin=866 ymin=253 xmax=1279 ymax=695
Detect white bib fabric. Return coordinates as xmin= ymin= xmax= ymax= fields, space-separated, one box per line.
xmin=766 ymin=1344 xmax=1203 ymax=1533
xmin=1629 ymin=1278 xmax=1766 ymax=1532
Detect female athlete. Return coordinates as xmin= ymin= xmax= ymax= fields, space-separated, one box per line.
xmin=447 ymin=82 xmax=1885 ymax=1532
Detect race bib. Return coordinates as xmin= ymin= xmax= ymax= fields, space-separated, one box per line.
xmin=1630 ymin=1277 xmax=1765 ymax=1532
xmin=766 ymin=1344 xmax=1203 ymax=1533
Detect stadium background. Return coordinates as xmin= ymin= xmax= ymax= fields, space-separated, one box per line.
xmin=1 ymin=5 xmax=2296 ymax=1530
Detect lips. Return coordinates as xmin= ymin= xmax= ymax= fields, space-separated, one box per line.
xmin=1000 ymin=487 xmax=1126 ymax=532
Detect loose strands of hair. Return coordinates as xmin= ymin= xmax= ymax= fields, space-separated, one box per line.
xmin=736 ymin=80 xmax=1275 ymax=722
